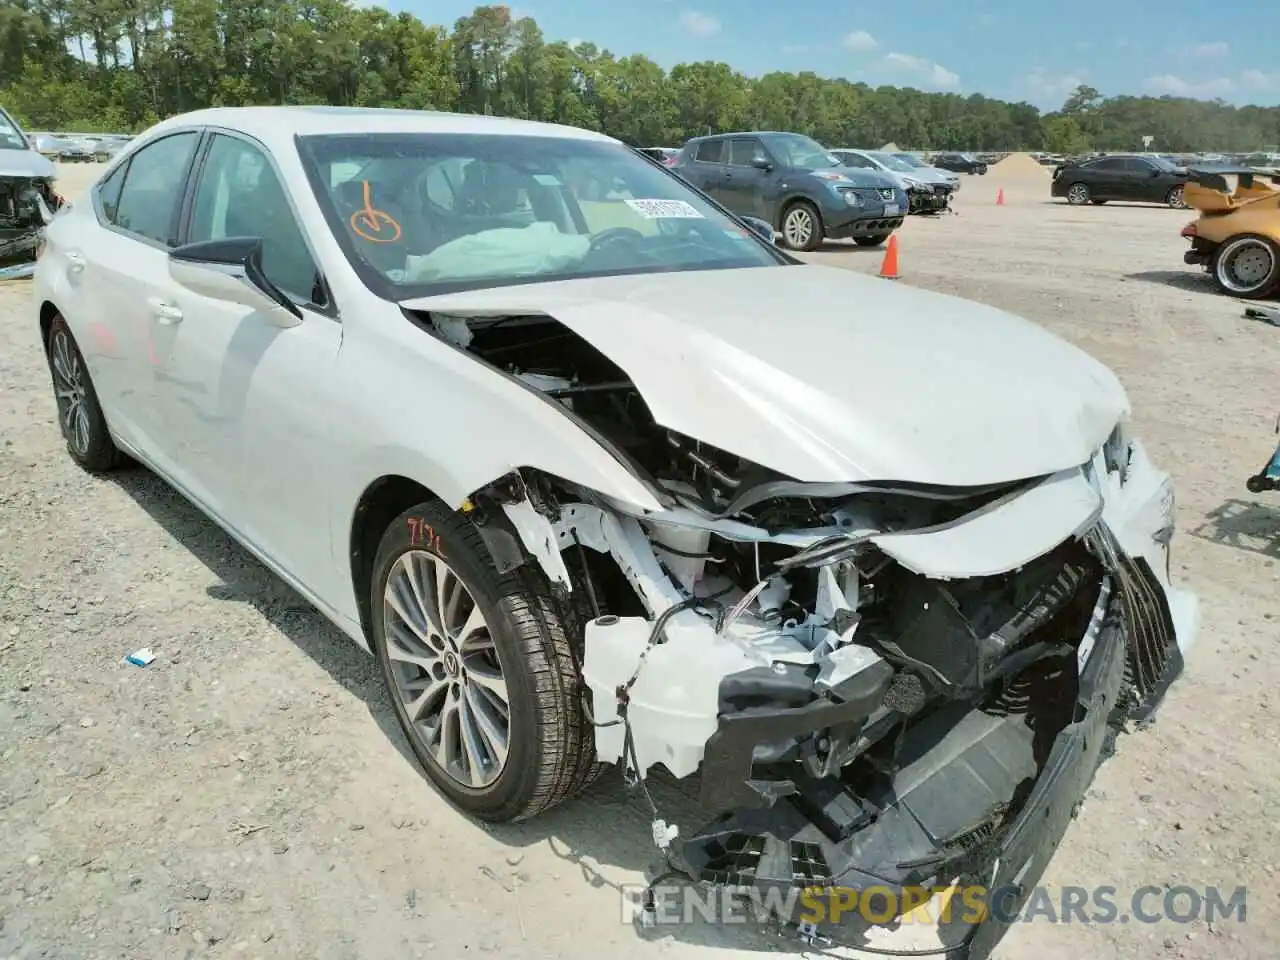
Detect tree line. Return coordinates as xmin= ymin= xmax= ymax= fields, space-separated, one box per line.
xmin=2 ymin=1 xmax=1278 ymax=153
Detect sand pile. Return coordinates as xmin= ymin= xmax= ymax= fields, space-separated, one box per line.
xmin=989 ymin=152 xmax=1051 ymax=180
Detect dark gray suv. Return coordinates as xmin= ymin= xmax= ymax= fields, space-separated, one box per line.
xmin=672 ymin=131 xmax=907 ymax=251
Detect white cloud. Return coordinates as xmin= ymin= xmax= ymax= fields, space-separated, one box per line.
xmin=678 ymin=9 xmax=720 ymax=37
xmin=1025 ymin=69 xmax=1085 ymax=101
xmin=841 ymin=31 xmax=877 ymax=53
xmin=1241 ymin=69 xmax=1280 ymax=89
xmin=882 ymin=52 xmax=960 ymax=90
xmin=1144 ymin=73 xmax=1191 ymax=95
xmin=1144 ymin=73 xmax=1233 ymax=96
xmin=1182 ymin=41 xmax=1229 ymax=57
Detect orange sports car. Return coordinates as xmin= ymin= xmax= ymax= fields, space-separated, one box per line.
xmin=1181 ymin=167 xmax=1280 ymax=299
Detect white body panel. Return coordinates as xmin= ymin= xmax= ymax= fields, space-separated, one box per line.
xmin=32 ymin=107 xmax=1197 ymax=780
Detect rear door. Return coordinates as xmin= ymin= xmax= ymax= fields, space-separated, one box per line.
xmin=78 ymin=130 xmax=204 ymax=469
xmin=1081 ymin=157 xmax=1126 ymax=199
xmin=686 ymin=138 xmax=729 ymax=203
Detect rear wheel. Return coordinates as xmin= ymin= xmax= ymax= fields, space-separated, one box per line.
xmin=854 ymin=234 xmax=890 ymax=247
xmin=780 ymin=200 xmax=822 ymax=252
xmin=44 ymin=316 xmax=127 ymax=473
xmin=1066 ymin=183 xmax=1090 ymax=205
xmin=1166 ymin=185 xmax=1187 ymax=209
xmin=1212 ymin=235 xmax=1280 ymax=299
xmin=369 ymin=499 xmax=599 ymax=822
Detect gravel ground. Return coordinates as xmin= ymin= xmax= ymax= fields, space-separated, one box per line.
xmin=1 ymin=164 xmax=1277 ymax=960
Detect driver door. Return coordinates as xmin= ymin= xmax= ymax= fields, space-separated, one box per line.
xmin=159 ymin=131 xmax=343 ymax=596
xmin=724 ymin=138 xmax=770 ymax=220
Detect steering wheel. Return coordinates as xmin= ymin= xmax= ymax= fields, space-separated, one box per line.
xmin=589 ymin=226 xmax=646 ymax=252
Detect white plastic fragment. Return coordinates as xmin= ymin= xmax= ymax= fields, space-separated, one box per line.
xmin=125 ymin=647 xmax=156 ymax=667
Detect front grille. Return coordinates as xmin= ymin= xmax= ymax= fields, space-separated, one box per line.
xmin=878 ymin=188 xmax=896 ymax=201
xmin=1085 ymin=525 xmax=1181 ymax=719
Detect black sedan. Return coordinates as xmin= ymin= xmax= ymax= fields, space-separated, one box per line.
xmin=930 ymin=152 xmax=988 ymax=175
xmin=1051 ymin=154 xmax=1191 ymax=208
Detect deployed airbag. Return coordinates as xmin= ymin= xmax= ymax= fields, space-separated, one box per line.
xmin=405 ymin=222 xmax=589 ymax=282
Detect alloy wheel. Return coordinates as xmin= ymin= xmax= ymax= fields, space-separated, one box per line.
xmin=783 ymin=206 xmax=814 ymax=248
xmin=50 ymin=329 xmax=91 ymax=456
xmin=1216 ymin=238 xmax=1277 ymax=295
xmin=1167 ymin=186 xmax=1186 ymax=209
xmin=1067 ymin=183 xmax=1089 ymax=204
xmin=382 ymin=550 xmax=511 ymax=789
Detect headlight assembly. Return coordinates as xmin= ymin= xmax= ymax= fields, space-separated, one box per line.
xmin=1103 ymin=420 xmax=1132 ymax=482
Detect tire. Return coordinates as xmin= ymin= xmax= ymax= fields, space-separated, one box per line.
xmin=779 ymin=200 xmax=823 ymax=252
xmin=854 ymin=234 xmax=890 ymax=247
xmin=44 ymin=315 xmax=128 ymax=473
xmin=369 ymin=500 xmax=598 ymax=822
xmin=1066 ymin=182 xmax=1090 ymax=205
xmin=1211 ymin=235 xmax=1280 ymax=300
xmin=1166 ymin=185 xmax=1187 ymax=209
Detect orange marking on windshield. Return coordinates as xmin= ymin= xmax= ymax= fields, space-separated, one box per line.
xmin=349 ymin=180 xmax=402 ymax=244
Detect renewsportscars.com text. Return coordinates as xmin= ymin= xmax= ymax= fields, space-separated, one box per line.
xmin=622 ymin=883 xmax=1248 ymax=927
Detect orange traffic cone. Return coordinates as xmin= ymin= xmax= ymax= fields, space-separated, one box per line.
xmin=878 ymin=234 xmax=900 ymax=279
xmin=996 ymin=188 xmax=1005 ymax=206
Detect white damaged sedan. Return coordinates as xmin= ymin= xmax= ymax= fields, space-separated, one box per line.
xmin=34 ymin=107 xmax=1197 ymax=951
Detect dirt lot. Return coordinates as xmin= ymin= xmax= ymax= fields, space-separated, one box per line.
xmin=1 ymin=162 xmax=1277 ymax=960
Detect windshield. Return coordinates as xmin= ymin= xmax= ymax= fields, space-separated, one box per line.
xmin=895 ymin=153 xmax=928 ymax=168
xmin=298 ymin=133 xmax=784 ymax=299
xmin=764 ymin=134 xmax=840 ymax=170
xmin=869 ymin=152 xmax=916 ymax=173
xmin=0 ymin=110 xmax=28 ymax=151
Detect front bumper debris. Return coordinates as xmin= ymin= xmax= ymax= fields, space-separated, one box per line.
xmin=670 ymin=539 xmax=1184 ymax=959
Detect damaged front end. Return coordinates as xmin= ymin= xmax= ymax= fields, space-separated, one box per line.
xmin=0 ymin=172 xmax=60 ymax=271
xmin=416 ymin=306 xmax=1198 ymax=956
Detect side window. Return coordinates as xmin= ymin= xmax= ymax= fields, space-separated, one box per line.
xmin=842 ymin=153 xmax=874 ymax=169
xmin=695 ymin=139 xmax=724 ymax=164
xmin=1124 ymin=158 xmax=1153 ymax=172
xmin=112 ymin=132 xmax=199 ymax=245
xmin=96 ymin=161 xmax=129 ymax=223
xmin=188 ymin=134 xmax=322 ymax=304
xmin=729 ymin=138 xmax=766 ymax=167
xmin=423 ymin=159 xmax=467 ymax=211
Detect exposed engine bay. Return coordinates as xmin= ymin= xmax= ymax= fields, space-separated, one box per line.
xmin=0 ymin=173 xmax=59 ymax=268
xmin=415 ymin=307 xmax=1196 ymax=951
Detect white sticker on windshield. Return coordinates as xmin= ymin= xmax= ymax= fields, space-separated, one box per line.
xmin=624 ymin=198 xmax=705 ymax=219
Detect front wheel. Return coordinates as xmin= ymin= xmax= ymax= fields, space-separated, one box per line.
xmin=779 ymin=200 xmax=823 ymax=252
xmin=44 ymin=316 xmax=128 ymax=472
xmin=854 ymin=234 xmax=890 ymax=247
xmin=1066 ymin=182 xmax=1090 ymax=205
xmin=1212 ymin=235 xmax=1280 ymax=299
xmin=369 ymin=500 xmax=599 ymax=822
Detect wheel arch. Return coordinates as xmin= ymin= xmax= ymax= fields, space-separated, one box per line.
xmin=38 ymin=300 xmax=60 ymax=350
xmin=348 ymin=474 xmax=443 ymax=644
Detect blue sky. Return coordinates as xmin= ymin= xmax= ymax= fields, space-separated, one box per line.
xmin=381 ymin=0 xmax=1280 ymax=110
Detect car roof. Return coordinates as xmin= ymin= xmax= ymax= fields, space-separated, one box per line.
xmin=142 ymin=106 xmax=618 ymax=150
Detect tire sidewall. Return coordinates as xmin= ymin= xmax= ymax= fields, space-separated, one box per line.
xmin=1212 ymin=235 xmax=1280 ymax=298
xmin=369 ymin=501 xmax=544 ymax=818
xmin=45 ymin=316 xmax=117 ymax=469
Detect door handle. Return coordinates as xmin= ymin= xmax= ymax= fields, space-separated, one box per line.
xmin=65 ymin=250 xmax=85 ymax=275
xmin=148 ymin=298 xmax=184 ymax=325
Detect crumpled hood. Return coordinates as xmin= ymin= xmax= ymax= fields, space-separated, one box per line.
xmin=0 ymin=148 xmax=55 ymax=179
xmin=403 ymin=264 xmax=1129 ymax=487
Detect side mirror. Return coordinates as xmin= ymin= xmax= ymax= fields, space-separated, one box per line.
xmin=751 ymin=156 xmax=773 ymax=171
xmin=740 ymin=215 xmax=775 ymax=244
xmin=168 ymin=237 xmax=302 ymax=324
